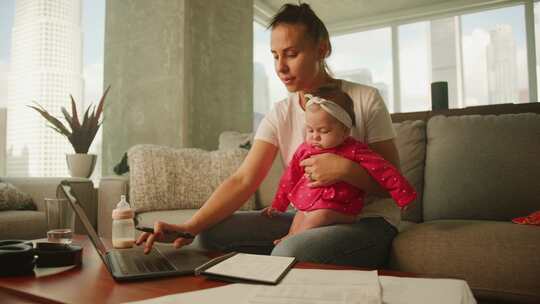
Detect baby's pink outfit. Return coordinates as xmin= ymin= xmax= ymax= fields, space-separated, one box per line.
xmin=271 ymin=137 xmax=417 ymax=215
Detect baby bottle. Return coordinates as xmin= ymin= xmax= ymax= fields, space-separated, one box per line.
xmin=112 ymin=195 xmax=135 ymax=249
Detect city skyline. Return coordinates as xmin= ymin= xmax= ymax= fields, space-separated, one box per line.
xmin=487 ymin=25 xmax=519 ymax=104
xmin=253 ymin=4 xmax=530 ymax=116
xmin=462 ymin=5 xmax=528 ymax=106
xmin=0 ymin=0 xmax=105 ymax=178
xmin=0 ymin=0 xmax=105 ymax=108
xmin=0 ymin=2 xmax=535 ymax=177
xmin=3 ymin=3 xmax=529 ymax=113
xmin=7 ymin=0 xmax=84 ymax=177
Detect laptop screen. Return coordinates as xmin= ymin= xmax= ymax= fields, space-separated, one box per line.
xmin=59 ymin=180 xmax=108 ymax=261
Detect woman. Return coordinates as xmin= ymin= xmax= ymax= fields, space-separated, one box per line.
xmin=136 ymin=3 xmax=401 ymax=268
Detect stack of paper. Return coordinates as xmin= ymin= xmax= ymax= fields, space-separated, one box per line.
xmin=128 ymin=269 xmax=477 ymax=304
xmin=128 ymin=269 xmax=382 ymax=304
xmin=246 ymin=269 xmax=381 ymax=304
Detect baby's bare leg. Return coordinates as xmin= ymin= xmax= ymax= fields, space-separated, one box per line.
xmin=288 ymin=211 xmax=306 ymax=235
xmin=274 ymin=211 xmax=305 ymax=245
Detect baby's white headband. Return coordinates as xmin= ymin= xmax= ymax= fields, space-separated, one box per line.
xmin=305 ymin=94 xmax=353 ymax=129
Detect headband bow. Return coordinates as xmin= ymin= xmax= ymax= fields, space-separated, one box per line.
xmin=305 ymin=94 xmax=353 ymax=129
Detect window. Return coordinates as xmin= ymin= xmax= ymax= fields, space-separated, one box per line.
xmin=396 ymin=5 xmax=528 ymax=111
xmin=83 ymin=0 xmax=105 ymax=182
xmin=328 ymin=28 xmax=394 ymax=112
xmin=461 ymin=5 xmax=528 ymax=105
xmin=0 ymin=0 xmax=105 ymax=178
xmin=255 ymin=2 xmax=537 ymax=115
xmin=534 ymin=1 xmax=540 ymax=94
xmin=0 ymin=0 xmax=14 ymax=110
xmin=398 ymin=17 xmax=461 ymax=112
xmin=398 ymin=22 xmax=431 ymax=112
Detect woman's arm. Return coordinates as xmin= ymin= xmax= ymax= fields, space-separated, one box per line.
xmin=185 ymin=140 xmax=278 ymax=233
xmin=137 ymin=140 xmax=278 ymax=253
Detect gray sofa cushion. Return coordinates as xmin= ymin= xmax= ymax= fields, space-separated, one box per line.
xmin=423 ymin=113 xmax=540 ymax=221
xmin=390 ymin=220 xmax=540 ymax=301
xmin=393 ymin=120 xmax=426 ymax=223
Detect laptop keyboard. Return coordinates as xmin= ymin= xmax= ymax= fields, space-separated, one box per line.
xmin=112 ymin=248 xmax=175 ymax=275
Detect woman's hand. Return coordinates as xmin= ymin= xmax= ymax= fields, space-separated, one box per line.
xmin=135 ymin=221 xmax=195 ymax=254
xmin=261 ymin=206 xmax=281 ymax=218
xmin=300 ymin=153 xmax=352 ymax=187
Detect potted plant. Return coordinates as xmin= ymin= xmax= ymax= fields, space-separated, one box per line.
xmin=28 ymin=86 xmax=111 ymax=178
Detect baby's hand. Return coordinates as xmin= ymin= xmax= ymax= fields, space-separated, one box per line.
xmin=261 ymin=206 xmax=280 ymax=218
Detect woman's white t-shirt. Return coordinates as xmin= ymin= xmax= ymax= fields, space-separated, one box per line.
xmin=254 ymin=80 xmax=401 ymax=227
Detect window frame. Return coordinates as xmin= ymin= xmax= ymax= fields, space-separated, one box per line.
xmin=254 ymin=0 xmax=539 ymax=113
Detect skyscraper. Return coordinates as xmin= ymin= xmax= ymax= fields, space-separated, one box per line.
xmin=486 ymin=24 xmax=518 ymax=104
xmin=6 ymin=0 xmax=83 ymax=177
xmin=430 ymin=18 xmax=460 ymax=108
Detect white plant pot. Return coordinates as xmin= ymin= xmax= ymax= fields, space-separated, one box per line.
xmin=66 ymin=153 xmax=97 ymax=178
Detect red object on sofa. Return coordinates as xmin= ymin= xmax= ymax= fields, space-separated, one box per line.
xmin=512 ymin=210 xmax=540 ymax=225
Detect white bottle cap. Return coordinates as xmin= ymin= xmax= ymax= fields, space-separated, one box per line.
xmin=112 ymin=195 xmax=134 ymax=219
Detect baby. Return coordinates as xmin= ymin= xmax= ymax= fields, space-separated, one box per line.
xmin=262 ymin=87 xmax=416 ymax=244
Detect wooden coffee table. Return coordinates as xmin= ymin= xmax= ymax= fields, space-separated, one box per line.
xmin=0 ymin=235 xmax=418 ymax=304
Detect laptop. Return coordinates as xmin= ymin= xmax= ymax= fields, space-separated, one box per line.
xmin=59 ymin=180 xmax=212 ymax=281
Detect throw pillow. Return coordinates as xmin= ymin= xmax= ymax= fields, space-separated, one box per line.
xmin=128 ymin=144 xmax=256 ymax=213
xmin=0 ymin=182 xmax=37 ymax=211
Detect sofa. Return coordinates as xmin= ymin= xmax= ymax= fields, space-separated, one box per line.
xmin=388 ymin=103 xmax=540 ymax=304
xmin=98 ymin=102 xmax=540 ymax=303
xmin=0 ymin=177 xmax=97 ymax=239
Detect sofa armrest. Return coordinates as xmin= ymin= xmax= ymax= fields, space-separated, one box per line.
xmin=98 ymin=175 xmax=129 ymax=238
xmin=1 ymin=177 xmax=92 ymax=211
xmin=1 ymin=177 xmax=96 ymax=234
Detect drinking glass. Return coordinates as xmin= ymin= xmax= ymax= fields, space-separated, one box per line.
xmin=45 ymin=198 xmax=74 ymax=244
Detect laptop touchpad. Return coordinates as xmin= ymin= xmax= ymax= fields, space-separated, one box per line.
xmin=156 ymin=245 xmax=212 ymax=272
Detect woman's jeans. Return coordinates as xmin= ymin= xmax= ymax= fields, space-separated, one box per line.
xmin=198 ymin=211 xmax=398 ymax=268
